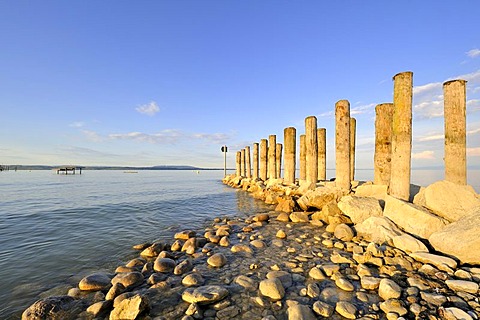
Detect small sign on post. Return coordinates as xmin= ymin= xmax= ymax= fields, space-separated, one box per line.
xmin=221 ymin=145 xmax=227 ymax=177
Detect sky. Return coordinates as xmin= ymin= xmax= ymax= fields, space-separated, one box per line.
xmin=1 ymin=1 xmax=479 ymax=170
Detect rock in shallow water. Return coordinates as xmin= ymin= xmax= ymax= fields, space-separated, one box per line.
xmin=22 ymin=296 xmax=81 ymax=320
xmin=78 ymin=272 xmax=112 ymax=291
xmin=154 ymin=257 xmax=176 ymax=273
xmin=182 ymin=285 xmax=229 ymax=305
xmin=207 ymin=253 xmax=227 ymax=267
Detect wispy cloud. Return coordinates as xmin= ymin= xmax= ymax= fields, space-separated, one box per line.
xmin=351 ymin=103 xmax=376 ymax=115
xmin=136 ymin=101 xmax=160 ymax=116
xmin=466 ymin=49 xmax=480 ymax=58
xmin=412 ymin=150 xmax=435 ymax=159
xmin=69 ymin=121 xmax=85 ymax=128
xmin=81 ymin=130 xmax=103 ymax=142
xmin=467 ymin=147 xmax=480 ymax=156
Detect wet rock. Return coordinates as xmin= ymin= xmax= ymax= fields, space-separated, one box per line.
xmin=207 ymin=253 xmax=227 ymax=268
xmin=109 ymin=294 xmax=149 ymax=320
xmin=132 ymin=242 xmax=151 ymax=250
xmin=335 ymin=278 xmax=355 ymax=292
xmin=308 ymin=267 xmax=327 ymax=280
xmin=126 ymin=258 xmax=146 ymax=269
xmin=379 ymin=278 xmax=402 ymax=300
xmin=111 ymin=272 xmax=144 ymax=290
xmin=140 ymin=242 xmax=164 ymax=258
xmin=175 ymin=230 xmax=196 ymax=240
xmin=219 ymin=236 xmax=230 ymax=247
xmin=86 ymin=300 xmax=112 ymax=318
xmin=322 ymin=264 xmax=340 ymax=277
xmin=235 ymin=275 xmax=258 ymax=291
xmin=250 ymin=239 xmax=266 ymax=248
xmin=182 ymin=273 xmax=205 ymax=287
xmin=78 ymin=272 xmax=112 ymax=291
xmin=312 ymin=300 xmax=334 ymax=317
xmin=154 ymin=257 xmax=176 ymax=273
xmin=287 ymin=304 xmax=316 ymax=320
xmin=277 ymin=212 xmax=290 ymax=222
xmin=306 ymin=282 xmax=320 ymax=298
xmin=335 ymin=301 xmax=357 ymax=319
xmin=182 ymin=285 xmax=229 ymax=305
xmin=106 ymin=283 xmax=126 ymax=301
xmin=22 ymin=296 xmax=81 ymax=320
xmin=174 ymin=259 xmax=193 ymax=275
xmin=216 ymin=305 xmax=240 ymax=319
xmin=259 ymin=278 xmax=285 ymax=301
xmin=276 ymin=229 xmax=287 ymax=239
xmin=266 ymin=271 xmax=293 ymax=288
xmin=182 ymin=238 xmax=197 ymax=255
xmin=231 ymin=244 xmax=253 ymax=254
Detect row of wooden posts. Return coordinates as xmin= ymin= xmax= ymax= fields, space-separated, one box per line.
xmin=234 ymin=71 xmax=468 ymax=201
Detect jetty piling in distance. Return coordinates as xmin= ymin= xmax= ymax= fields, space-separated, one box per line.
xmin=268 ymin=135 xmax=277 ymax=179
xmin=317 ymin=128 xmax=326 ymax=181
xmin=275 ymin=143 xmax=282 ymax=179
xmin=305 ymin=116 xmax=318 ymax=186
xmin=374 ymin=103 xmax=394 ymax=186
xmin=299 ymin=134 xmax=306 ymax=181
xmin=245 ymin=146 xmax=252 ymax=179
xmin=283 ymin=127 xmax=296 ymax=185
xmin=350 ymin=117 xmax=356 ymax=181
xmin=235 ymin=151 xmax=241 ymax=176
xmin=240 ymin=149 xmax=246 ymax=177
xmin=260 ymin=139 xmax=268 ymax=181
xmin=252 ymin=143 xmax=259 ymax=179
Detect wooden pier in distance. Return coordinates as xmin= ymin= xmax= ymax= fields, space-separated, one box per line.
xmin=56 ymin=166 xmax=84 ymax=174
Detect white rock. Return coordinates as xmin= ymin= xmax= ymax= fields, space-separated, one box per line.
xmin=337 ymin=196 xmax=383 ymax=224
xmin=409 ymin=252 xmax=457 ymax=273
xmin=445 ymin=280 xmax=479 ymax=294
xmin=354 ymin=216 xmax=403 ymax=243
xmin=392 ymin=234 xmax=428 ymax=254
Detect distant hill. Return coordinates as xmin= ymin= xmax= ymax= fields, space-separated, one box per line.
xmin=7 ymin=165 xmax=225 ymax=171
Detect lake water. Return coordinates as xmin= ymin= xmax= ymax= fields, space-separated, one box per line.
xmin=0 ymin=169 xmax=478 ymax=318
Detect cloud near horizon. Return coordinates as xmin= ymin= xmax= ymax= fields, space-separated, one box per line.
xmin=412 ymin=150 xmax=435 ymax=159
xmin=136 ymin=101 xmax=160 ymax=116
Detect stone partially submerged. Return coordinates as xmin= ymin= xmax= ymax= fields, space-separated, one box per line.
xmin=22 ymin=296 xmax=82 ymax=320
xmin=429 ymin=208 xmax=480 ymax=265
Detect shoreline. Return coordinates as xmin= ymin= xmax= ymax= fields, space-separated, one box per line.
xmin=22 ymin=175 xmax=480 ymax=320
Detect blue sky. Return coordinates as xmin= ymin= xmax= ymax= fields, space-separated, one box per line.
xmin=1 ymin=1 xmax=479 ymax=169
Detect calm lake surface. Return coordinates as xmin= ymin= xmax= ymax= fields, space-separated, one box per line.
xmin=0 ymin=169 xmax=478 ymax=318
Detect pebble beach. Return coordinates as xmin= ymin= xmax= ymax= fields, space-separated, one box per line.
xmin=22 ymin=174 xmax=480 ymax=320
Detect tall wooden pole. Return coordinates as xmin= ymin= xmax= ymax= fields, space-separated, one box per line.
xmin=284 ymin=127 xmax=296 ymax=185
xmin=260 ymin=139 xmax=268 ymax=181
xmin=305 ymin=116 xmax=318 ymax=184
xmin=276 ymin=143 xmax=282 ymax=179
xmin=300 ymin=134 xmax=306 ymax=181
xmin=245 ymin=146 xmax=252 ymax=178
xmin=374 ymin=103 xmax=394 ymax=186
xmin=389 ymin=71 xmax=413 ymax=201
xmin=268 ymin=135 xmax=277 ymax=179
xmin=317 ymin=128 xmax=326 ymax=181
xmin=235 ymin=151 xmax=241 ymax=177
xmin=335 ymin=100 xmax=351 ymax=190
xmin=240 ymin=149 xmax=246 ymax=177
xmin=444 ymin=79 xmax=467 ymax=185
xmin=253 ymin=143 xmax=259 ymax=179
xmin=350 ymin=118 xmax=356 ymax=181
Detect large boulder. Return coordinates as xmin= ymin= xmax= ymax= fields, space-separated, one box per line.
xmin=429 ymin=208 xmax=480 ymax=265
xmin=354 ymin=184 xmax=388 ymax=200
xmin=337 ymin=196 xmax=383 ymax=224
xmin=78 ymin=273 xmax=112 ymax=291
xmin=354 ymin=216 xmax=403 ymax=243
xmin=384 ymin=195 xmax=448 ymax=239
xmin=275 ymin=196 xmax=296 ymax=213
xmin=297 ymin=187 xmax=345 ymax=211
xmin=413 ymin=180 xmax=480 ymax=222
xmin=109 ymin=294 xmax=149 ymax=320
xmin=22 ymin=296 xmax=82 ymax=320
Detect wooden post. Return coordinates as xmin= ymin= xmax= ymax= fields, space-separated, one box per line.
xmin=268 ymin=135 xmax=277 ymax=179
xmin=300 ymin=134 xmax=306 ymax=181
xmin=260 ymin=139 xmax=268 ymax=181
xmin=305 ymin=116 xmax=318 ymax=184
xmin=284 ymin=127 xmax=296 ymax=185
xmin=444 ymin=79 xmax=467 ymax=185
xmin=374 ymin=103 xmax=394 ymax=186
xmin=390 ymin=71 xmax=413 ymax=201
xmin=350 ymin=118 xmax=356 ymax=181
xmin=276 ymin=143 xmax=282 ymax=179
xmin=245 ymin=146 xmax=252 ymax=178
xmin=240 ymin=149 xmax=246 ymax=177
xmin=253 ymin=143 xmax=259 ymax=179
xmin=335 ymin=100 xmax=351 ymax=190
xmin=235 ymin=151 xmax=241 ymax=177
xmin=317 ymin=128 xmax=326 ymax=181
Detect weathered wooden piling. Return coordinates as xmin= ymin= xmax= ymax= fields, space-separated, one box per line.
xmin=283 ymin=127 xmax=296 ymax=185
xmin=300 ymin=134 xmax=306 ymax=181
xmin=335 ymin=100 xmax=351 ymax=190
xmin=253 ymin=143 xmax=259 ymax=179
xmin=390 ymin=71 xmax=413 ymax=201
xmin=260 ymin=139 xmax=268 ymax=181
xmin=317 ymin=128 xmax=326 ymax=181
xmin=374 ymin=103 xmax=394 ymax=186
xmin=235 ymin=151 xmax=241 ymax=177
xmin=350 ymin=118 xmax=356 ymax=181
xmin=276 ymin=143 xmax=282 ymax=179
xmin=245 ymin=146 xmax=252 ymax=178
xmin=444 ymin=79 xmax=467 ymax=185
xmin=240 ymin=149 xmax=246 ymax=177
xmin=268 ymin=135 xmax=277 ymax=179
xmin=305 ymin=116 xmax=318 ymax=185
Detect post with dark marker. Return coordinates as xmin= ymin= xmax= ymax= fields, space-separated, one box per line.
xmin=221 ymin=145 xmax=228 ymax=177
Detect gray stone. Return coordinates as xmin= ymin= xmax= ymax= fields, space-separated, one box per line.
xmin=105 ymin=283 xmax=125 ymax=301
xmin=207 ymin=253 xmax=227 ymax=268
xmin=231 ymin=244 xmax=253 ymax=254
xmin=111 ymin=272 xmax=144 ymax=290
xmin=140 ymin=242 xmax=164 ymax=257
xmin=259 ymin=278 xmax=285 ymax=301
xmin=174 ymin=259 xmax=193 ymax=275
xmin=287 ymin=304 xmax=316 ymax=320
xmin=22 ymin=296 xmax=80 ymax=320
xmin=182 ymin=285 xmax=229 ymax=305
xmin=266 ymin=271 xmax=293 ymax=288
xmin=79 ymin=273 xmax=112 ymax=291
xmin=182 ymin=273 xmax=204 ymax=287
xmin=87 ymin=300 xmax=112 ymax=318
xmin=153 ymin=257 xmax=176 ymax=273
xmin=312 ymin=300 xmax=334 ymax=317
xmin=235 ymin=275 xmax=258 ymax=291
